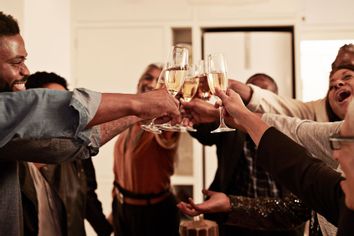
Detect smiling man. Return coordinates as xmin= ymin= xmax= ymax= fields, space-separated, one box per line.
xmin=0 ymin=16 xmax=29 ymax=92
xmin=0 ymin=11 xmax=180 ymax=236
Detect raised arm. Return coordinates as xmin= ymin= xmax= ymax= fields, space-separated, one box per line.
xmin=262 ymin=113 xmax=342 ymax=168
xmin=0 ymin=88 xmax=179 ymax=148
xmin=87 ymin=88 xmax=179 ymax=128
xmin=214 ymin=88 xmax=345 ymax=226
xmin=98 ymin=116 xmax=140 ymax=146
xmin=228 ymin=80 xmax=324 ymax=120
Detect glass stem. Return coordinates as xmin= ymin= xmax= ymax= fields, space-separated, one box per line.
xmin=219 ymin=106 xmax=226 ymax=127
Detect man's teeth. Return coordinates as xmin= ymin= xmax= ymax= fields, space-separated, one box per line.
xmin=12 ymin=83 xmax=26 ymax=91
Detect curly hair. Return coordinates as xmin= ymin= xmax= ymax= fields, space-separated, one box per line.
xmin=246 ymin=73 xmax=278 ymax=94
xmin=330 ymin=44 xmax=354 ymax=77
xmin=0 ymin=12 xmax=20 ymax=37
xmin=26 ymin=71 xmax=68 ymax=90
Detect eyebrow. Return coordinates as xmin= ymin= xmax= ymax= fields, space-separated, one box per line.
xmin=7 ymin=55 xmax=26 ymax=62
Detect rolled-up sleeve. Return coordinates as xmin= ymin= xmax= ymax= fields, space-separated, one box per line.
xmin=0 ymin=88 xmax=101 ymax=149
xmin=70 ymin=88 xmax=101 ymax=151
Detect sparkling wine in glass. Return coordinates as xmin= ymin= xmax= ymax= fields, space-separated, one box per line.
xmin=207 ymin=53 xmax=235 ymax=133
xmin=196 ymin=60 xmax=212 ymax=101
xmin=179 ymin=64 xmax=200 ymax=132
xmin=165 ymin=66 xmax=187 ymax=96
xmin=159 ymin=46 xmax=189 ymax=132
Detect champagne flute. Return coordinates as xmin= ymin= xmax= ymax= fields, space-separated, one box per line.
xmin=196 ymin=60 xmax=212 ymax=101
xmin=207 ymin=53 xmax=235 ymax=133
xmin=159 ymin=46 xmax=189 ymax=131
xmin=179 ymin=64 xmax=200 ymax=132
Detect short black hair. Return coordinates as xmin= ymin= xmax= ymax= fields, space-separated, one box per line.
xmin=246 ymin=73 xmax=278 ymax=94
xmin=26 ymin=71 xmax=68 ymax=90
xmin=330 ymin=44 xmax=354 ymax=77
xmin=0 ymin=12 xmax=20 ymax=37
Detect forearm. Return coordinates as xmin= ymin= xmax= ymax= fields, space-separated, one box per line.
xmin=236 ymin=110 xmax=269 ymax=146
xmin=228 ymin=79 xmax=252 ymax=104
xmin=245 ymin=84 xmax=318 ymax=120
xmin=99 ymin=115 xmax=141 ymax=146
xmin=87 ymin=93 xmax=138 ymax=127
xmin=226 ymin=194 xmax=310 ymax=230
xmin=262 ymin=113 xmax=341 ymax=168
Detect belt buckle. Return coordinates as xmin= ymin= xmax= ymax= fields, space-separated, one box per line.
xmin=117 ymin=192 xmax=124 ymax=204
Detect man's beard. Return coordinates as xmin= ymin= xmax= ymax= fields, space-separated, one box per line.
xmin=0 ymin=83 xmax=12 ymax=92
xmin=0 ymin=76 xmax=29 ymax=92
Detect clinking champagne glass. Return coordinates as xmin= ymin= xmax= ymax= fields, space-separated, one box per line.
xmin=207 ymin=53 xmax=235 ymax=133
xmin=196 ymin=60 xmax=212 ymax=101
xmin=140 ymin=70 xmax=167 ymax=134
xmin=179 ymin=64 xmax=200 ymax=132
xmin=159 ymin=45 xmax=189 ymax=132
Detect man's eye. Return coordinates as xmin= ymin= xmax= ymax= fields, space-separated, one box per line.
xmin=11 ymin=60 xmax=23 ymax=66
xmin=343 ymin=74 xmax=353 ymax=80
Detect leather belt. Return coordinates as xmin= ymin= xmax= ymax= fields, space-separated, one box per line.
xmin=114 ymin=181 xmax=171 ymax=206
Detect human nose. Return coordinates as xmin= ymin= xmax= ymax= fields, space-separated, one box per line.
xmin=332 ymin=150 xmax=340 ymax=161
xmin=332 ymin=80 xmax=345 ymax=90
xmin=20 ymin=63 xmax=30 ymax=76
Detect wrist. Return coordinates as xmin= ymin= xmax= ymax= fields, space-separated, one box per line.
xmin=130 ymin=94 xmax=144 ymax=116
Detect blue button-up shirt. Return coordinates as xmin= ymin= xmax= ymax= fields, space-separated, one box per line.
xmin=0 ymin=88 xmax=101 ymax=236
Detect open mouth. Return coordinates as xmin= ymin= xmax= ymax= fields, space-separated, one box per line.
xmin=336 ymin=90 xmax=351 ymax=103
xmin=10 ymin=77 xmax=28 ymax=91
xmin=12 ymin=82 xmax=26 ymax=91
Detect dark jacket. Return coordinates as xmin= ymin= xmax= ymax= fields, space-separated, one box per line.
xmin=20 ymin=158 xmax=112 ymax=236
xmin=0 ymin=138 xmax=88 ymax=236
xmin=258 ymin=127 xmax=354 ymax=236
xmin=190 ymin=123 xmax=245 ymax=194
xmin=190 ymin=123 xmax=308 ymax=235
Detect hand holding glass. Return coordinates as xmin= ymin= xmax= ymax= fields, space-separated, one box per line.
xmin=159 ymin=46 xmax=189 ymax=132
xmin=207 ymin=53 xmax=235 ymax=133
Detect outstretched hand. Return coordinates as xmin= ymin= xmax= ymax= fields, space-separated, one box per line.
xmin=213 ymin=88 xmax=251 ymax=130
xmin=180 ymin=98 xmax=219 ymax=126
xmin=177 ymin=189 xmax=231 ymax=217
xmin=214 ymin=88 xmax=247 ymax=117
xmin=138 ymin=88 xmax=181 ymax=125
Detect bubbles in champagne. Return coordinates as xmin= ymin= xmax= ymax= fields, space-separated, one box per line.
xmin=181 ymin=77 xmax=199 ymax=102
xmin=165 ymin=67 xmax=187 ymax=96
xmin=207 ymin=72 xmax=226 ymax=94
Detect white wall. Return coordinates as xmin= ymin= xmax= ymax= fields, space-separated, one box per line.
xmin=23 ymin=0 xmax=71 ymax=82
xmin=0 ymin=0 xmax=24 ymax=28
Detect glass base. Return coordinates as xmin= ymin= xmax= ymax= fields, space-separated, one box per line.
xmin=210 ymin=127 xmax=235 ymax=133
xmin=141 ymin=124 xmax=162 ymax=134
xmin=158 ymin=123 xmax=181 ymax=132
xmin=186 ymin=126 xmax=197 ymax=132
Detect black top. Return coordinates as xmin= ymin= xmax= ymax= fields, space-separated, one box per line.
xmin=190 ymin=123 xmax=309 ymax=233
xmin=258 ymin=127 xmax=354 ymax=235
